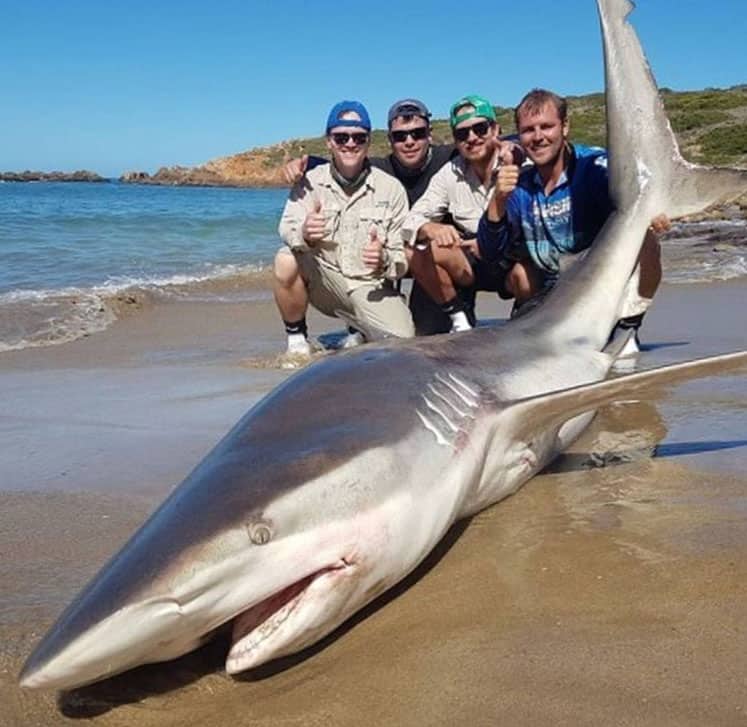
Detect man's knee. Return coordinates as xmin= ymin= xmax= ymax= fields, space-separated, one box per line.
xmin=433 ymin=246 xmax=471 ymax=282
xmin=387 ymin=318 xmax=416 ymax=338
xmin=407 ymin=246 xmax=432 ymax=276
xmin=274 ymin=249 xmax=302 ymax=287
xmin=353 ymin=288 xmax=415 ymax=339
xmin=506 ymin=262 xmax=537 ymax=300
xmin=378 ymin=307 xmax=415 ymax=338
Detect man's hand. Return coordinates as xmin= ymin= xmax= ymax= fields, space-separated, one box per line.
xmin=420 ymin=222 xmax=463 ymax=248
xmin=494 ymin=164 xmax=520 ymax=201
xmin=362 ymin=225 xmax=384 ymax=270
xmin=460 ymin=238 xmax=480 ymax=259
xmin=302 ymin=198 xmax=326 ymax=245
xmin=649 ymin=213 xmax=671 ymax=234
xmin=485 ymin=164 xmax=519 ymax=223
xmin=497 ymin=140 xmax=526 ymax=168
xmin=283 ymin=155 xmax=309 ymax=186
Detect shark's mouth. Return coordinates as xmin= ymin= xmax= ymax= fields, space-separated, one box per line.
xmin=226 ymin=560 xmax=352 ymax=674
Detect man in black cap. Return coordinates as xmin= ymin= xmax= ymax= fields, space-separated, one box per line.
xmin=283 ymin=98 xmax=460 ymax=334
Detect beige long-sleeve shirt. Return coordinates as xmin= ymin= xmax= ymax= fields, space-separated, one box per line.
xmin=278 ymin=164 xmax=409 ymax=285
xmin=401 ymin=156 xmax=495 ymax=245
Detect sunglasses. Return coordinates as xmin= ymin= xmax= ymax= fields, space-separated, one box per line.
xmin=330 ymin=132 xmax=369 ymax=146
xmin=453 ymin=120 xmax=493 ymax=143
xmin=389 ymin=127 xmax=429 ymax=143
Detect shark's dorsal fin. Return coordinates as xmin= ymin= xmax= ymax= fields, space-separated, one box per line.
xmin=510 ymin=350 xmax=747 ymax=437
xmin=598 ymin=0 xmax=747 ymax=218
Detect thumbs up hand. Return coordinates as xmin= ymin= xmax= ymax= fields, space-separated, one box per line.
xmin=302 ymin=197 xmax=326 ymax=245
xmin=495 ymin=164 xmax=520 ymax=200
xmin=362 ymin=224 xmax=384 ymax=271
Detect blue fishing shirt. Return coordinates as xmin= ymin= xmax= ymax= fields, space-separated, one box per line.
xmin=477 ymin=144 xmax=615 ymax=279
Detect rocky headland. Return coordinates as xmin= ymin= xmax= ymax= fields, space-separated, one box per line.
xmin=0 ymin=170 xmax=107 ymax=183
xmin=120 ymin=144 xmax=296 ymax=188
xmin=118 ymin=86 xmax=747 ymax=198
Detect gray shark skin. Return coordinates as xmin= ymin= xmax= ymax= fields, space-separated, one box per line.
xmin=20 ymin=0 xmax=747 ymax=691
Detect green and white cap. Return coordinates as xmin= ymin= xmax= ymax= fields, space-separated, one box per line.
xmin=449 ymin=94 xmax=496 ymax=128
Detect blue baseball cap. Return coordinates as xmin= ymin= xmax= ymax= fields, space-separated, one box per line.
xmin=325 ymin=100 xmax=371 ymax=134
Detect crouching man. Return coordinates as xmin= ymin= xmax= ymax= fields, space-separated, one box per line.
xmin=477 ymin=88 xmax=669 ymax=352
xmin=274 ymin=100 xmax=414 ymax=358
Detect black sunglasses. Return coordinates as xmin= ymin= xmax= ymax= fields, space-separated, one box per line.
xmin=453 ymin=120 xmax=493 ymax=143
xmin=330 ymin=132 xmax=369 ymax=146
xmin=389 ymin=127 xmax=429 ymax=143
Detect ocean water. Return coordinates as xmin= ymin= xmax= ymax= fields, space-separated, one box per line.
xmin=0 ymin=182 xmax=287 ymax=351
xmin=0 ymin=181 xmax=745 ymax=351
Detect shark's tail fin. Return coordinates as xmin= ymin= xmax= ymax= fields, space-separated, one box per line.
xmin=599 ymin=0 xmax=747 ymax=218
xmin=666 ymin=165 xmax=747 ymax=219
xmin=523 ymin=1 xmax=747 ymax=352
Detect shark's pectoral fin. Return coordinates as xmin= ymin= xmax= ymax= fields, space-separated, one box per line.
xmin=510 ymin=350 xmax=747 ymax=438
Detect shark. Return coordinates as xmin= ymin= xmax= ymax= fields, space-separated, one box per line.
xmin=20 ymin=0 xmax=747 ymax=691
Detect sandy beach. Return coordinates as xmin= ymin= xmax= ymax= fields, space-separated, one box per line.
xmin=1 ymin=282 xmax=746 ymax=726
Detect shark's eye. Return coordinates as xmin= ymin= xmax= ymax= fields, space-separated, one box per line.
xmin=247 ymin=521 xmax=273 ymax=545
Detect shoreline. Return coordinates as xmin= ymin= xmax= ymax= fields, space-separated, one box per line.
xmin=2 ymin=210 xmax=745 ymax=354
xmin=1 ymin=280 xmax=746 ymax=725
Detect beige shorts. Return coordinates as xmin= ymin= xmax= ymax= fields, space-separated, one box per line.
xmin=281 ymin=247 xmax=414 ymax=339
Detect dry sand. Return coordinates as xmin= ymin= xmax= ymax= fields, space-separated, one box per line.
xmin=1 ymin=283 xmax=746 ymax=726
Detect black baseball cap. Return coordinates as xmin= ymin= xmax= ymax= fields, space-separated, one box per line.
xmin=387 ymin=99 xmax=431 ymax=128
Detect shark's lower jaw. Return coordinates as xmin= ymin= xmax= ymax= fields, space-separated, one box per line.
xmin=226 ymin=559 xmax=354 ymax=674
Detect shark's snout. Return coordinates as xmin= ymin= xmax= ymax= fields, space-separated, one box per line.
xmin=19 ymin=597 xmax=187 ymax=690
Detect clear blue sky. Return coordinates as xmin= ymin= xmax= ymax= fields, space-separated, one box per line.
xmin=2 ymin=0 xmax=745 ymax=177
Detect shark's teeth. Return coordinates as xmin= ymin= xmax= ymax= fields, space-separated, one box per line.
xmin=226 ymin=562 xmax=349 ymax=674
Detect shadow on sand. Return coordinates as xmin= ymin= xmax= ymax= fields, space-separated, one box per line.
xmin=546 ymin=439 xmax=747 ymax=474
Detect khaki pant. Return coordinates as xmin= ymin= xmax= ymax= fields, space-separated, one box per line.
xmin=282 ymin=247 xmax=415 ymax=339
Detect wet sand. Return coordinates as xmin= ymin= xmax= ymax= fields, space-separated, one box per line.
xmin=1 ymin=283 xmax=746 ymax=726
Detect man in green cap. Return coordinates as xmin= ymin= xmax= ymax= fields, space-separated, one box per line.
xmin=402 ymin=94 xmax=519 ymax=332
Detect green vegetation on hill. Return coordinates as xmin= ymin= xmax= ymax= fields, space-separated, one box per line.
xmin=697 ymin=123 xmax=747 ymax=164
xmin=255 ymin=86 xmax=747 ymax=170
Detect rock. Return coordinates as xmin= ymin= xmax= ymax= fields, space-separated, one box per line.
xmin=0 ymin=170 xmax=107 ymax=182
xmin=120 ymin=170 xmax=151 ymax=183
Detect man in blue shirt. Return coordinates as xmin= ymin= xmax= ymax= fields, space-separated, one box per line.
xmin=477 ymin=88 xmax=668 ymax=349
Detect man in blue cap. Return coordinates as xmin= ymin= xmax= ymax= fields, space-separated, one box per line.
xmin=274 ymin=100 xmax=414 ymax=362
